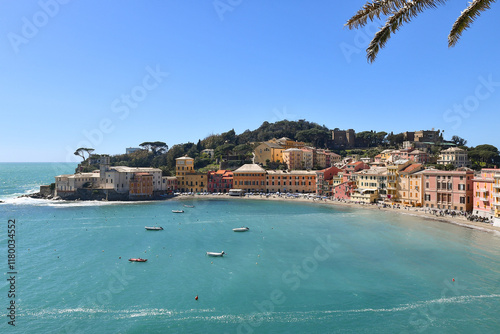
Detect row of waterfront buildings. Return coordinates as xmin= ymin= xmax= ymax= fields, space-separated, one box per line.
xmin=54 ymin=151 xmax=500 ymax=226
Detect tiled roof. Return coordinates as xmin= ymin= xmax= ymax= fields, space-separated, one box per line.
xmin=263 ymin=142 xmax=283 ymax=149
xmin=400 ymin=163 xmax=422 ymax=174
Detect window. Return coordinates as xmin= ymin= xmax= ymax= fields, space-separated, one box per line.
xmin=460 ymin=197 xmax=465 ymax=204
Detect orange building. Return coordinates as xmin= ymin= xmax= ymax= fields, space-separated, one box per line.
xmin=266 ymin=170 xmax=316 ymax=193
xmin=472 ymin=168 xmax=498 ymax=220
xmin=129 ymin=173 xmax=153 ymax=198
xmin=232 ymin=164 xmax=267 ymax=193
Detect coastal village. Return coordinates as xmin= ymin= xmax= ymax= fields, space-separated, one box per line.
xmin=49 ymin=128 xmax=500 ymax=227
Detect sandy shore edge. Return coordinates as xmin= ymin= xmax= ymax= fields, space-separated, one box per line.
xmin=173 ymin=194 xmax=500 ymax=236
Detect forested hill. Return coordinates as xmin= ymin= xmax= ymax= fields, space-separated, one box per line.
xmin=201 ymin=120 xmax=330 ymax=149
xmin=78 ymin=120 xmax=498 ymax=176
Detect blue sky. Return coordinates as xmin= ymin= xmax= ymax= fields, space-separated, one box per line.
xmin=1 ymin=0 xmax=499 ymax=162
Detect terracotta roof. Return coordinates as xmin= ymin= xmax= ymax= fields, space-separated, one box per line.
xmin=400 ymin=163 xmax=422 ymax=174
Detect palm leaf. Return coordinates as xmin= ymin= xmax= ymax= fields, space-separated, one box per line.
xmin=345 ymin=0 xmax=408 ymax=29
xmin=448 ymin=0 xmax=496 ymax=47
xmin=366 ymin=0 xmax=448 ymax=62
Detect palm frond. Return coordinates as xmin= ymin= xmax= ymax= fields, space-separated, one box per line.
xmin=448 ymin=0 xmax=496 ymax=47
xmin=345 ymin=0 xmax=408 ymax=29
xmin=366 ymin=0 xmax=449 ymax=62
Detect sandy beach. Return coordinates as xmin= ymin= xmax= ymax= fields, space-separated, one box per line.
xmin=173 ymin=193 xmax=500 ymax=236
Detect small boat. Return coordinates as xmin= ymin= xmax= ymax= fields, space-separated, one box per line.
xmin=172 ymin=210 xmax=184 ymax=213
xmin=183 ymin=205 xmax=195 ymax=208
xmin=206 ymin=251 xmax=225 ymax=257
xmin=145 ymin=226 xmax=163 ymax=231
xmin=232 ymin=227 xmax=250 ymax=232
xmin=129 ymin=258 xmax=147 ymax=262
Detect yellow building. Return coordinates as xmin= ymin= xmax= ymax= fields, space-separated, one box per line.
xmin=176 ymin=156 xmax=207 ymax=193
xmin=353 ymin=167 xmax=388 ymax=202
xmin=386 ymin=160 xmax=412 ymax=203
xmin=253 ymin=142 xmax=284 ymax=166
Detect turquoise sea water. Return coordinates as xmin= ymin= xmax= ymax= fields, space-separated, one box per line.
xmin=1 ymin=163 xmax=500 ymax=333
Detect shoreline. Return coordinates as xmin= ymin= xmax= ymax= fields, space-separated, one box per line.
xmin=173 ymin=193 xmax=500 ymax=236
xmin=7 ymin=191 xmax=500 ymax=235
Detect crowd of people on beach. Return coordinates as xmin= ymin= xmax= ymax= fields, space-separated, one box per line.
xmin=177 ymin=192 xmax=496 ymax=227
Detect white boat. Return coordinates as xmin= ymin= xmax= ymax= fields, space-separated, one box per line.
xmin=183 ymin=205 xmax=195 ymax=208
xmin=206 ymin=251 xmax=225 ymax=257
xmin=172 ymin=210 xmax=184 ymax=213
xmin=145 ymin=226 xmax=163 ymax=231
xmin=232 ymin=227 xmax=249 ymax=232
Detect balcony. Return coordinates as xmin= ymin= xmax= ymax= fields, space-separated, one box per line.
xmin=494 ymin=192 xmax=500 ymax=198
xmin=494 ymin=184 xmax=500 ymax=189
xmin=478 ymin=197 xmax=488 ymax=202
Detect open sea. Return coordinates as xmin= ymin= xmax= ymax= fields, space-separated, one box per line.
xmin=1 ymin=162 xmax=500 ymax=333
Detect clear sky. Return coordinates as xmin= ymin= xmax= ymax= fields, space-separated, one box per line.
xmin=1 ymin=0 xmax=499 ymax=162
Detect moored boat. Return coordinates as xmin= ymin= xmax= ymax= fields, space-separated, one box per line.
xmin=172 ymin=210 xmax=184 ymax=213
xmin=232 ymin=227 xmax=250 ymax=232
xmin=145 ymin=226 xmax=163 ymax=231
xmin=129 ymin=258 xmax=147 ymax=262
xmin=183 ymin=205 xmax=195 ymax=208
xmin=206 ymin=251 xmax=225 ymax=257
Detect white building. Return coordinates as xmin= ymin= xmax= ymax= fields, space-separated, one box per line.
xmin=437 ymin=147 xmax=471 ymax=168
xmin=55 ymin=154 xmax=163 ymax=195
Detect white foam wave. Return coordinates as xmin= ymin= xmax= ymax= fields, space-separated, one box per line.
xmin=21 ymin=294 xmax=500 ymax=322
xmin=1 ymin=196 xmax=153 ymax=207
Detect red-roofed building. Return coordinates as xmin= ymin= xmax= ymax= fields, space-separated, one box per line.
xmin=344 ymin=161 xmax=370 ymax=183
xmin=316 ymin=166 xmax=343 ymax=196
xmin=208 ymin=170 xmax=233 ymax=193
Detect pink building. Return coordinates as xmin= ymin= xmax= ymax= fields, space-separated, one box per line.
xmin=344 ymin=161 xmax=370 ymax=183
xmin=316 ymin=166 xmax=343 ymax=196
xmin=345 ymin=161 xmax=370 ymax=174
xmin=422 ymin=169 xmax=474 ymax=212
xmin=333 ymin=181 xmax=355 ymax=200
xmin=207 ymin=170 xmax=233 ymax=193
xmin=395 ymin=148 xmax=413 ymax=160
xmin=163 ymin=176 xmax=178 ymax=193
xmin=472 ymin=168 xmax=499 ymax=219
